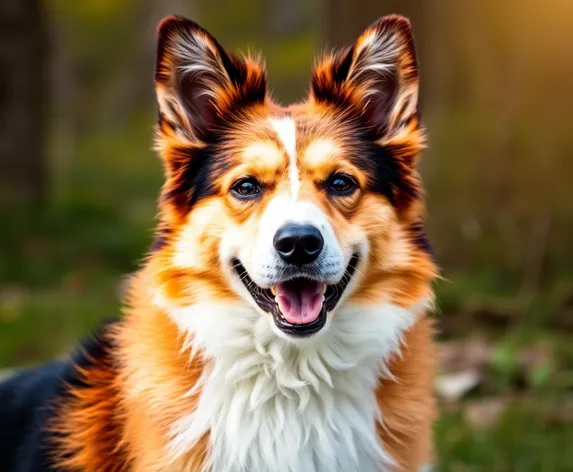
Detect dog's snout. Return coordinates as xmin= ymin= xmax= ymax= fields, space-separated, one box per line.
xmin=273 ymin=224 xmax=324 ymax=265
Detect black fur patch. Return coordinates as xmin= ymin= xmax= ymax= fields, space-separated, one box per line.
xmin=66 ymin=323 xmax=118 ymax=389
xmin=151 ymin=226 xmax=172 ymax=252
xmin=351 ymin=142 xmax=400 ymax=205
xmin=162 ymin=142 xmax=232 ymax=213
xmin=0 ymin=323 xmax=118 ymax=472
xmin=0 ymin=360 xmax=67 ymax=471
xmin=408 ymin=221 xmax=434 ymax=258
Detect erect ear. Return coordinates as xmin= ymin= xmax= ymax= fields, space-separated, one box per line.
xmin=311 ymin=15 xmax=419 ymax=139
xmin=155 ymin=16 xmax=267 ymax=144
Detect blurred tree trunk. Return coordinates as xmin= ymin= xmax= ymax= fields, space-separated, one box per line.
xmin=0 ymin=0 xmax=47 ymax=207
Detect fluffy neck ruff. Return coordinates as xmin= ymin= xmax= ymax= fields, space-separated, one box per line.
xmin=158 ymin=297 xmax=429 ymax=472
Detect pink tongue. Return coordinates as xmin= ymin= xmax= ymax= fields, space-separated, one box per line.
xmin=275 ymin=281 xmax=324 ymax=324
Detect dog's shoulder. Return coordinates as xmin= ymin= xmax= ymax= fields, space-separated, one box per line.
xmin=0 ymin=322 xmax=118 ymax=472
xmin=0 ymin=359 xmax=69 ymax=471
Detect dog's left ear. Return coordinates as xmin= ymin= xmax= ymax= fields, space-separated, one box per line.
xmin=155 ymin=16 xmax=267 ymax=144
xmin=311 ymin=15 xmax=419 ymax=139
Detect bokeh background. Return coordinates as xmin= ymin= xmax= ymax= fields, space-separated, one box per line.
xmin=1 ymin=0 xmax=572 ymax=470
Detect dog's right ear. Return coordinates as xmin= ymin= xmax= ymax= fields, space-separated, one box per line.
xmin=311 ymin=15 xmax=420 ymax=140
xmin=155 ymin=16 xmax=267 ymax=144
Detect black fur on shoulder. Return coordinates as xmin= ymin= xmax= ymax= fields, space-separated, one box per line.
xmin=0 ymin=322 xmax=118 ymax=472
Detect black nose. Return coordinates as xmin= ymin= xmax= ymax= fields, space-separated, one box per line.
xmin=273 ymin=224 xmax=324 ymax=265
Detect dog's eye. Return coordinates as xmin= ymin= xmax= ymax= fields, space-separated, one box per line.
xmin=232 ymin=178 xmax=260 ymax=198
xmin=328 ymin=174 xmax=357 ymax=195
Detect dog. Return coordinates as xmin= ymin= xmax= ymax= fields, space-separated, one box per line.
xmin=0 ymin=14 xmax=438 ymax=472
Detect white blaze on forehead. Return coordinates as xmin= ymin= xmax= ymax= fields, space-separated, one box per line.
xmin=269 ymin=117 xmax=299 ymax=198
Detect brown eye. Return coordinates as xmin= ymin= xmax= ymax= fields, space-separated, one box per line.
xmin=232 ymin=178 xmax=260 ymax=198
xmin=328 ymin=174 xmax=357 ymax=195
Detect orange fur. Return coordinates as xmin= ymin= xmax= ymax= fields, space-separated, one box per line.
xmin=52 ymin=271 xmax=210 ymax=472
xmin=377 ymin=317 xmax=437 ymax=471
xmin=50 ymin=327 xmax=129 ymax=471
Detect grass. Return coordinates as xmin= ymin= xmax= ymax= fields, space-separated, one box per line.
xmin=436 ymin=399 xmax=573 ymax=472
xmin=0 ymin=202 xmax=143 ymax=365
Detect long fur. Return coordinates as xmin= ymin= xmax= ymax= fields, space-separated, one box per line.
xmin=0 ymin=14 xmax=438 ymax=472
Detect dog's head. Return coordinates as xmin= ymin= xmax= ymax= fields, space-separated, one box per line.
xmin=151 ymin=15 xmax=436 ymax=341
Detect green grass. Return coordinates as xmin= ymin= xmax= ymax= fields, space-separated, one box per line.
xmin=437 ymin=399 xmax=573 ymax=471
xmin=0 ymin=201 xmax=145 ymax=365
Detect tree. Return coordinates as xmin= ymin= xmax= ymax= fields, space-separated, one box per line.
xmin=0 ymin=0 xmax=47 ymax=207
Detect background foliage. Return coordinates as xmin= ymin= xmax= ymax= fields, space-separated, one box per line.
xmin=1 ymin=0 xmax=572 ymax=470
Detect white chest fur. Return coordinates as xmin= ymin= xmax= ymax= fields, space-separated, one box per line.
xmin=166 ymin=302 xmax=419 ymax=472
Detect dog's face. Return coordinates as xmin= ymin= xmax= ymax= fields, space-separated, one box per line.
xmin=152 ymin=16 xmax=435 ymax=341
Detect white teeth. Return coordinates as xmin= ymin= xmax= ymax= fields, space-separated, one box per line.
xmin=270 ymin=286 xmax=276 ymax=295
xmin=322 ymin=284 xmax=327 ymax=295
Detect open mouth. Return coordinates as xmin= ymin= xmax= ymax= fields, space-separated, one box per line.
xmin=232 ymin=254 xmax=359 ymax=337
